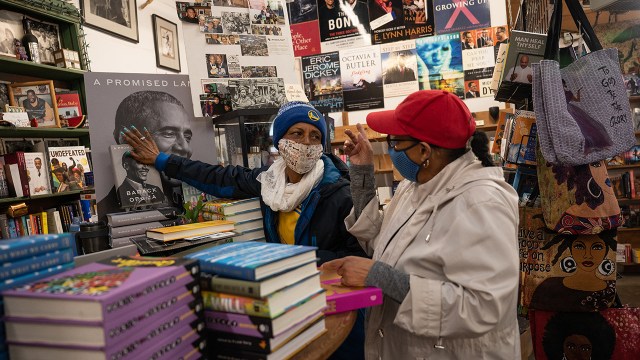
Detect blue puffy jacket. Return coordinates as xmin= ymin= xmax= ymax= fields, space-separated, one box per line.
xmin=156 ymin=152 xmax=366 ymax=264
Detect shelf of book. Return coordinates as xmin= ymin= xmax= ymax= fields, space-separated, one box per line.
xmin=0 ymin=56 xmax=85 ymax=81
xmin=0 ymin=127 xmax=89 ymax=138
xmin=607 ymin=164 xmax=640 ymax=170
xmin=0 ymin=190 xmax=82 ymax=205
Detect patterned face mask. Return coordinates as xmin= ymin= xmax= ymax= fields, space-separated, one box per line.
xmin=278 ymin=139 xmax=323 ymax=175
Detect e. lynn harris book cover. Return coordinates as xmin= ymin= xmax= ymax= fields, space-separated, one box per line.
xmin=1 ymin=256 xmax=200 ymax=323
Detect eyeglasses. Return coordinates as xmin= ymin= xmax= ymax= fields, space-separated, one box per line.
xmin=387 ymin=135 xmax=420 ymax=151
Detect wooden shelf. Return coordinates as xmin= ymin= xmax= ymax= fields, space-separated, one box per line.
xmin=607 ymin=164 xmax=640 ymax=170
xmin=0 ymin=56 xmax=85 ymax=81
xmin=619 ymin=263 xmax=640 ymax=274
xmin=0 ymin=190 xmax=82 ymax=205
xmin=630 ymin=96 xmax=640 ymax=103
xmin=0 ymin=127 xmax=89 ymax=138
xmin=617 ymin=198 xmax=640 ymax=206
xmin=477 ymin=124 xmax=498 ymax=132
xmin=619 ymin=227 xmax=640 ymax=232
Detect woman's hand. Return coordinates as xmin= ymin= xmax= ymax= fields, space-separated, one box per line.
xmin=344 ymin=123 xmax=374 ymax=166
xmin=122 ymin=126 xmax=160 ymax=166
xmin=321 ymin=256 xmax=375 ymax=287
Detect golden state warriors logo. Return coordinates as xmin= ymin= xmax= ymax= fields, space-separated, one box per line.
xmin=308 ymin=110 xmax=320 ymax=121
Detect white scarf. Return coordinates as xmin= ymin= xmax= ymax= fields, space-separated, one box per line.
xmin=257 ymin=157 xmax=324 ymax=212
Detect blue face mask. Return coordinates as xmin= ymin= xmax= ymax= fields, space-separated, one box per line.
xmin=389 ymin=147 xmax=422 ymax=182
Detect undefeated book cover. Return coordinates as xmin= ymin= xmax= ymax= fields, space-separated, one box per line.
xmin=2 ymin=256 xmax=199 ymax=322
xmin=47 ymin=146 xmax=91 ymax=193
xmin=109 ymin=144 xmax=165 ymax=209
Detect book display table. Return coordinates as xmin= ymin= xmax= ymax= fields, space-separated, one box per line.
xmin=291 ymin=310 xmax=357 ymax=360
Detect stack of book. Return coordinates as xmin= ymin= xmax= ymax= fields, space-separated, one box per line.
xmin=2 ymin=256 xmax=206 ymax=360
xmin=0 ymin=234 xmax=77 ymax=360
xmin=187 ymin=242 xmax=327 ymax=359
xmin=106 ymin=207 xmax=181 ymax=248
xmin=0 ymin=202 xmax=85 ymax=240
xmin=201 ymin=198 xmax=266 ymax=243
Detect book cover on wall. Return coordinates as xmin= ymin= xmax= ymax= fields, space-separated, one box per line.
xmin=416 ymin=33 xmax=464 ymax=98
xmin=109 ymin=144 xmax=166 ymax=210
xmin=381 ymin=40 xmax=419 ymax=97
xmin=85 ymin=73 xmax=216 ymax=220
xmin=339 ymin=45 xmax=384 ymax=111
xmin=461 ymin=27 xmax=501 ymax=99
xmin=23 ymin=152 xmax=50 ymax=196
xmin=495 ymin=30 xmax=546 ymax=102
xmin=287 ymin=0 xmax=318 ymax=25
xmin=595 ymin=18 xmax=640 ymax=76
xmin=301 ymin=52 xmax=344 ymax=112
xmin=227 ymin=78 xmax=286 ymax=109
xmin=433 ymin=0 xmax=491 ymax=35
xmin=47 ymin=146 xmax=91 ymax=193
xmin=318 ymin=0 xmax=371 ymax=53
xmin=291 ymin=21 xmax=322 ymax=57
xmin=369 ymin=0 xmax=434 ymax=45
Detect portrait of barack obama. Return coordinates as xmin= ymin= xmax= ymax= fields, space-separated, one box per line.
xmin=97 ymin=91 xmax=193 ymax=219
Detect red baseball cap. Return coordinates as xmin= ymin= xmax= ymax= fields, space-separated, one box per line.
xmin=367 ymin=90 xmax=476 ymax=149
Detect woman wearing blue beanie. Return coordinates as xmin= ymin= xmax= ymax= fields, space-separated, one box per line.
xmin=122 ymin=101 xmax=366 ymax=264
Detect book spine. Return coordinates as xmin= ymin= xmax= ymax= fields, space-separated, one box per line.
xmin=134 ymin=321 xmax=205 ymax=360
xmin=202 ymin=291 xmax=273 ymax=317
xmin=108 ymin=208 xmax=179 ymax=227
xmin=204 ymin=310 xmax=273 ymax=338
xmin=200 ymin=262 xmax=256 ymax=281
xmin=201 ymin=273 xmax=260 ymax=296
xmin=0 ymin=262 xmax=74 ymax=292
xmin=324 ymin=287 xmax=383 ymax=315
xmin=0 ymin=214 xmax=9 ymax=239
xmin=40 ymin=212 xmax=48 ymax=234
xmin=0 ymin=234 xmax=74 ymax=262
xmin=109 ymin=219 xmax=180 ymax=238
xmin=21 ymin=216 xmax=29 ymax=236
xmin=209 ymin=331 xmax=273 ymax=354
xmin=8 ymin=218 xmax=18 ymax=238
xmin=0 ymin=249 xmax=75 ymax=281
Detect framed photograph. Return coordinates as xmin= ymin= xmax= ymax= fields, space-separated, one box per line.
xmin=24 ymin=18 xmax=61 ymax=65
xmin=81 ymin=0 xmax=139 ymax=43
xmin=0 ymin=10 xmax=24 ymax=58
xmin=8 ymin=80 xmax=60 ymax=128
xmin=152 ymin=15 xmax=181 ymax=72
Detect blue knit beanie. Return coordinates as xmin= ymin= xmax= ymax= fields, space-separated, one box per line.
xmin=272 ymin=101 xmax=326 ymax=149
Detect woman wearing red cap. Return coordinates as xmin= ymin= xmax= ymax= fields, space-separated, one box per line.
xmin=323 ymin=90 xmax=520 ymax=359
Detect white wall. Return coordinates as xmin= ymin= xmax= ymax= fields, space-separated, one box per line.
xmin=71 ymin=0 xmax=190 ymax=74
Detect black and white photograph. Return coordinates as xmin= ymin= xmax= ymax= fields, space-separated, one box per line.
xmin=206 ymin=53 xmax=230 ymax=78
xmin=241 ymin=65 xmax=277 ymax=78
xmin=152 ymin=15 xmax=181 ymax=72
xmin=239 ymin=34 xmax=269 ymax=56
xmin=251 ymin=24 xmax=284 ymax=36
xmin=249 ymin=0 xmax=286 ymax=25
xmin=212 ymin=0 xmax=250 ymax=8
xmin=109 ymin=144 xmax=165 ymax=209
xmin=221 ymin=11 xmax=251 ymax=34
xmin=228 ymin=78 xmax=286 ymax=109
xmin=82 ymin=0 xmax=139 ymax=42
xmin=85 ymin=73 xmax=216 ymax=220
xmin=0 ymin=10 xmax=23 ymax=58
xmin=286 ymin=0 xmax=318 ymax=25
xmin=8 ymin=81 xmax=60 ymax=128
xmin=25 ymin=18 xmax=60 ymax=65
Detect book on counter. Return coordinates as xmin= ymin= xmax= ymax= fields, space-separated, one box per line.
xmin=202 ymin=273 xmax=321 ymax=318
xmin=321 ymin=274 xmax=383 ymax=315
xmin=106 ymin=207 xmax=180 ymax=227
xmin=109 ymin=144 xmax=165 ymax=209
xmin=146 ymin=220 xmax=235 ymax=242
xmin=131 ymin=230 xmax=236 ymax=256
xmin=0 ymin=233 xmax=75 ymax=262
xmin=1 ymin=256 xmax=200 ymax=322
xmin=108 ymin=218 xmax=181 ymax=238
xmin=201 ymin=261 xmax=318 ymax=298
xmin=202 ymin=197 xmax=261 ymax=215
xmin=0 ymin=249 xmax=74 ymax=282
xmin=209 ymin=316 xmax=326 ymax=359
xmin=204 ymin=291 xmax=326 ymax=338
xmin=0 ymin=263 xmax=74 ymax=292
xmin=202 ymin=208 xmax=262 ymax=222
xmin=5 ymin=292 xmax=203 ymax=348
xmin=186 ymin=242 xmax=317 ymax=281
xmin=8 ymin=317 xmax=206 ymax=360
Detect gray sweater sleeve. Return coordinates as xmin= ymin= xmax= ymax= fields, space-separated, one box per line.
xmin=349 ymin=164 xmax=376 ymax=218
xmin=365 ymin=261 xmax=410 ymax=303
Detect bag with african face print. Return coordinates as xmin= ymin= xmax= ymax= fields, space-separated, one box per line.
xmin=518 ymin=207 xmax=617 ymax=314
xmin=529 ymin=308 xmax=640 ymax=360
xmin=536 ymin=146 xmax=623 ymax=235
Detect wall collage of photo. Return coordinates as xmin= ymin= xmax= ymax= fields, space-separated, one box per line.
xmin=177 ymin=0 xmax=507 ymax=116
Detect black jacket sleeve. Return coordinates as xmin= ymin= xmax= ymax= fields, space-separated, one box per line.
xmin=162 ymin=154 xmax=264 ymax=199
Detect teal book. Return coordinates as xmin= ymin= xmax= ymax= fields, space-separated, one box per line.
xmin=0 ymin=249 xmax=74 ymax=281
xmin=0 ymin=234 xmax=74 ymax=263
xmin=186 ymin=242 xmax=317 ymax=281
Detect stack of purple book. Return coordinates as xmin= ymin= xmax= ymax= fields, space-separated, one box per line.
xmin=2 ymin=256 xmax=206 ymax=360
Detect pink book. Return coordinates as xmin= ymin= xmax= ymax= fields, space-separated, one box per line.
xmin=321 ymin=278 xmax=383 ymax=315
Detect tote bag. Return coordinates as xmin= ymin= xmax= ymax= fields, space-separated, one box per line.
xmin=532 ymin=0 xmax=635 ymax=166
xmin=536 ymin=146 xmax=623 ymax=235
xmin=518 ymin=207 xmax=617 ymax=314
xmin=530 ymin=308 xmax=640 ymax=360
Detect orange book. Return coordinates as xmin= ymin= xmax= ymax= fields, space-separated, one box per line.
xmin=146 ymin=220 xmax=235 ymax=242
